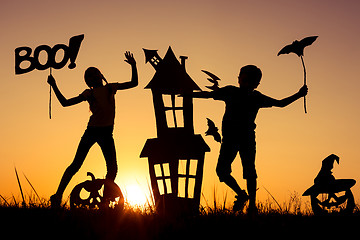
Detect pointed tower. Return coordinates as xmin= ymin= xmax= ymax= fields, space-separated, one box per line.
xmin=143 ymin=48 xmax=162 ymax=70
xmin=143 ymin=46 xmax=201 ymax=138
xmin=140 ymin=47 xmax=210 ymax=215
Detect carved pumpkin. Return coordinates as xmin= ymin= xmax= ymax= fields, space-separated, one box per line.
xmin=70 ymin=172 xmax=124 ymax=210
xmin=303 ymin=154 xmax=356 ymax=214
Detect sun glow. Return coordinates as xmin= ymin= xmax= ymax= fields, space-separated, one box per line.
xmin=124 ymin=184 xmax=148 ymax=207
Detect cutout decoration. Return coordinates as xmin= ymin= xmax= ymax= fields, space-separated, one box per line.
xmin=15 ymin=34 xmax=84 ymax=74
xmin=14 ymin=34 xmax=84 ymax=119
xmin=205 ymin=118 xmax=221 ymax=143
xmin=303 ymin=154 xmax=356 ymax=215
xmin=277 ymin=35 xmax=318 ymax=113
xmin=201 ymin=70 xmax=220 ymax=90
xmin=140 ymin=46 xmax=210 ymax=215
xmin=70 ymin=172 xmax=124 ymax=210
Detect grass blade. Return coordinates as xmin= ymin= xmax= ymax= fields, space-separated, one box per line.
xmin=263 ymin=186 xmax=282 ymax=212
xmin=23 ymin=172 xmax=43 ymax=207
xmin=0 ymin=194 xmax=9 ymax=206
xmin=222 ymin=192 xmax=227 ymax=212
xmin=12 ymin=195 xmax=17 ymax=206
xmin=14 ymin=166 xmax=25 ymax=207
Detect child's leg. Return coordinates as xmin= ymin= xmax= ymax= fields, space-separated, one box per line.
xmin=246 ymin=178 xmax=257 ymax=208
xmin=239 ymin=132 xmax=257 ymax=208
xmin=97 ymin=128 xmax=117 ymax=200
xmin=55 ymin=130 xmax=95 ymax=197
xmin=216 ymin=140 xmax=243 ymax=195
xmin=97 ymin=130 xmax=117 ymax=181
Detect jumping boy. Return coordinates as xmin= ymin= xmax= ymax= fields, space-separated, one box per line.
xmin=48 ymin=51 xmax=138 ymax=208
xmin=193 ymin=65 xmax=308 ymax=213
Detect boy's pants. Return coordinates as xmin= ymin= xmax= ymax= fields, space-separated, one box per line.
xmin=216 ymin=131 xmax=257 ymax=181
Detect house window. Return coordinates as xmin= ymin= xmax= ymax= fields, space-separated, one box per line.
xmin=163 ymin=94 xmax=184 ymax=128
xmin=154 ymin=163 xmax=172 ymax=195
xmin=151 ymin=56 xmax=160 ymax=66
xmin=178 ymin=159 xmax=198 ymax=198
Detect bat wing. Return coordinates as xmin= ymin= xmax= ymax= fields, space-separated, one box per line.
xmin=205 ymin=78 xmax=219 ymax=90
xmin=277 ymin=44 xmax=294 ymax=56
xmin=202 ymin=70 xmax=220 ymax=81
xmin=213 ymin=132 xmax=222 ymax=143
xmin=278 ymin=36 xmax=318 ymax=57
xmin=206 ymin=118 xmax=216 ymax=130
xmin=205 ymin=118 xmax=221 ymax=143
xmin=207 ymin=78 xmax=218 ymax=84
xmin=203 ymin=70 xmax=220 ymax=91
xmin=299 ymin=36 xmax=318 ymax=48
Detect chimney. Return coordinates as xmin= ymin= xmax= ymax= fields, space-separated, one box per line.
xmin=179 ymin=56 xmax=188 ymax=70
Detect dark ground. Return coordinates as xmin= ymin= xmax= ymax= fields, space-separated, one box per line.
xmin=1 ymin=206 xmax=360 ymax=240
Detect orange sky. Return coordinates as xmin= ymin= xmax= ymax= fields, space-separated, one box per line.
xmin=1 ymin=0 xmax=360 ymax=207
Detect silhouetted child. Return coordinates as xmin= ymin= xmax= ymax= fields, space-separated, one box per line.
xmin=49 ymin=51 xmax=138 ymax=208
xmin=193 ymin=65 xmax=308 ymax=213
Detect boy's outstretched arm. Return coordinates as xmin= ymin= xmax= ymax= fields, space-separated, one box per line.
xmin=274 ymin=85 xmax=308 ymax=108
xmin=47 ymin=75 xmax=84 ymax=107
xmin=191 ymin=91 xmax=214 ymax=98
xmin=178 ymin=90 xmax=213 ymax=99
xmin=116 ymin=51 xmax=138 ymax=90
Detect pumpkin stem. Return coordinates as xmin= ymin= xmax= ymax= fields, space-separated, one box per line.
xmin=87 ymin=172 xmax=96 ymax=181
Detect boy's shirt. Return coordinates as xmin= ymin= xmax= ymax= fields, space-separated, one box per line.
xmin=212 ymin=85 xmax=276 ymax=136
xmin=80 ymin=83 xmax=119 ymax=127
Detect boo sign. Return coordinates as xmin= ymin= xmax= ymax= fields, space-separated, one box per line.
xmin=15 ymin=34 xmax=84 ymax=74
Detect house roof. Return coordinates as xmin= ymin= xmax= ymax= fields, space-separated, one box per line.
xmin=143 ymin=49 xmax=160 ymax=64
xmin=140 ymin=134 xmax=210 ymax=160
xmin=145 ymin=47 xmax=201 ymax=93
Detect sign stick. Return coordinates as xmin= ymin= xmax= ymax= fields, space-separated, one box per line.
xmin=49 ymin=67 xmax=52 ymax=119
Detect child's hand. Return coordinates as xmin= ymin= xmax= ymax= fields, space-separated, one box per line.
xmin=47 ymin=75 xmax=56 ymax=86
xmin=298 ymin=85 xmax=308 ymax=97
xmin=124 ymin=51 xmax=136 ymax=66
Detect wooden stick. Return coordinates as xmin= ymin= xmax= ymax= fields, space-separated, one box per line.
xmin=300 ymin=56 xmax=307 ymax=114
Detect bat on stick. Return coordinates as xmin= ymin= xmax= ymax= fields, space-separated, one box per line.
xmin=277 ymin=36 xmax=318 ymax=113
xmin=277 ymin=36 xmax=318 ymax=57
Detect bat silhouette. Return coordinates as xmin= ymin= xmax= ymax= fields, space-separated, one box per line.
xmin=202 ymin=70 xmax=220 ymax=90
xmin=205 ymin=118 xmax=221 ymax=143
xmin=277 ymin=35 xmax=318 ymax=113
xmin=277 ymin=36 xmax=318 ymax=57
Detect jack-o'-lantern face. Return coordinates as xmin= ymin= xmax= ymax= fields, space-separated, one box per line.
xmin=70 ymin=172 xmax=124 ymax=210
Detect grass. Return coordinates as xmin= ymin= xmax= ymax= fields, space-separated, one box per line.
xmin=2 ymin=171 xmax=360 ymax=239
xmin=2 ymin=192 xmax=360 ymax=240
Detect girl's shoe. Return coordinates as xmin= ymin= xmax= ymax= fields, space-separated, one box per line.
xmin=233 ymin=190 xmax=249 ymax=212
xmin=50 ymin=194 xmax=62 ymax=209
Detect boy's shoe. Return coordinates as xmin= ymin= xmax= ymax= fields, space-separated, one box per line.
xmin=50 ymin=194 xmax=62 ymax=209
xmin=247 ymin=204 xmax=258 ymax=217
xmin=233 ymin=190 xmax=249 ymax=212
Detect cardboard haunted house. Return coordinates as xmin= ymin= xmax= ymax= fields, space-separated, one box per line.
xmin=140 ymin=47 xmax=210 ymax=215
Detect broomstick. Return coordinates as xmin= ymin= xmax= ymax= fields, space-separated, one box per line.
xmin=277 ymin=36 xmax=318 ymax=113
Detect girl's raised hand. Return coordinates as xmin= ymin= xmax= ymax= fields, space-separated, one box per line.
xmin=124 ymin=51 xmax=136 ymax=66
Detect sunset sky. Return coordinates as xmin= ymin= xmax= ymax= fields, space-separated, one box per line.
xmin=1 ymin=0 xmax=360 ymax=207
